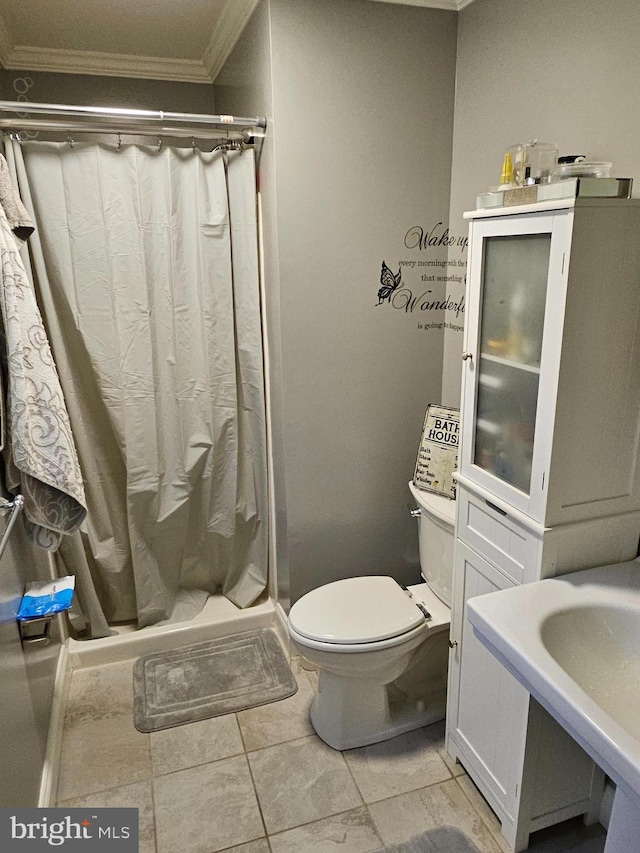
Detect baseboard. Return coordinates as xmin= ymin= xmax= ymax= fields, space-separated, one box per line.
xmin=273 ymin=601 xmax=291 ymax=658
xmin=38 ymin=643 xmax=72 ymax=807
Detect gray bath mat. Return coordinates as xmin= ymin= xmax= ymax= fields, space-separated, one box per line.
xmin=133 ymin=629 xmax=297 ymax=732
xmin=380 ymin=826 xmax=481 ymax=852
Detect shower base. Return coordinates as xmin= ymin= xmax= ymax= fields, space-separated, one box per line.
xmin=67 ymin=593 xmax=277 ymax=669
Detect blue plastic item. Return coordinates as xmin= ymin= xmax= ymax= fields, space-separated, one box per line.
xmin=17 ymin=576 xmax=75 ymax=620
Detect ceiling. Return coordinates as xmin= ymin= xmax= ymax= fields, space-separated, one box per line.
xmin=0 ymin=0 xmax=473 ymax=85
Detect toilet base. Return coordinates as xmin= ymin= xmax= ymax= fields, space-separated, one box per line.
xmin=310 ymin=670 xmax=446 ymax=751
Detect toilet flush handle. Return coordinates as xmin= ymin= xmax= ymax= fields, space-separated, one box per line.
xmin=407 ymin=503 xmax=421 ymax=518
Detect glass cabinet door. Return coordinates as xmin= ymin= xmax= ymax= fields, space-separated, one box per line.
xmin=473 ymin=233 xmax=551 ymax=495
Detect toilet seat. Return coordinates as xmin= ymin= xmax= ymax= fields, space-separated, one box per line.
xmin=288 ymin=575 xmax=433 ymax=651
xmin=288 ymin=618 xmax=428 ymax=654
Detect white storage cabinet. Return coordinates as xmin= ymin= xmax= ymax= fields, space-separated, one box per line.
xmin=458 ymin=199 xmax=640 ymax=528
xmin=446 ymin=199 xmax=640 ymax=851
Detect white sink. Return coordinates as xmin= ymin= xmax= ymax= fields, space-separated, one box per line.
xmin=466 ymin=558 xmax=640 ymax=853
xmin=542 ymin=603 xmax=640 ymax=741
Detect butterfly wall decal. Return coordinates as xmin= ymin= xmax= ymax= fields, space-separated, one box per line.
xmin=376 ymin=261 xmax=402 ymax=305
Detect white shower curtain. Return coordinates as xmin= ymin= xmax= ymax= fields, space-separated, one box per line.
xmin=5 ymin=138 xmax=268 ymax=636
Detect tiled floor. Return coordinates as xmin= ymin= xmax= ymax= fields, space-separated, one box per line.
xmin=55 ymin=654 xmax=606 ymax=853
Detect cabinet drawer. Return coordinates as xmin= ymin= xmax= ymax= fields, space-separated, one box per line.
xmin=456 ymin=487 xmax=542 ymax=584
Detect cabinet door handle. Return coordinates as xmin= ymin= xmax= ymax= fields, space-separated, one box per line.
xmin=448 ymin=639 xmax=458 ymax=648
xmin=461 ymin=352 xmax=473 ymax=361
xmin=485 ymin=499 xmax=508 ymax=517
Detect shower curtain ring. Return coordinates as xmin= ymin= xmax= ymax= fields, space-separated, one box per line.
xmin=192 ymin=137 xmax=196 ymax=153
xmin=116 ymin=133 xmax=122 ymax=150
xmin=67 ymin=134 xmax=74 ymax=148
xmin=157 ymin=137 xmax=162 ymax=151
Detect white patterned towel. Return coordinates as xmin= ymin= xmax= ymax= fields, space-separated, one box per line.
xmin=0 ymin=153 xmax=33 ymax=240
xmin=0 ymin=203 xmax=86 ymax=549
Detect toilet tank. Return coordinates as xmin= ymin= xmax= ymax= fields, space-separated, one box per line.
xmin=408 ymin=480 xmax=455 ymax=607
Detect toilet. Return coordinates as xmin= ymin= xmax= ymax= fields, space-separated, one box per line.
xmin=288 ymin=480 xmax=455 ymax=750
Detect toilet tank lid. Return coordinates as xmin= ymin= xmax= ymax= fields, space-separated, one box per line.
xmin=408 ymin=480 xmax=456 ymax=527
xmin=288 ymin=576 xmax=425 ymax=644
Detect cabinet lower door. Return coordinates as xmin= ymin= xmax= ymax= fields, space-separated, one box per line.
xmin=447 ymin=540 xmax=530 ymax=824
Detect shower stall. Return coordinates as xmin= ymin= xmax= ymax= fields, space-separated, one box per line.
xmin=0 ymin=100 xmax=277 ymax=668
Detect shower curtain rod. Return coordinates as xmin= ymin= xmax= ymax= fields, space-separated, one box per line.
xmin=0 ymin=118 xmax=261 ymax=147
xmin=0 ymin=100 xmax=267 ymax=132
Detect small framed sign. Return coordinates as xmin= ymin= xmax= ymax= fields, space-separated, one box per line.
xmin=413 ymin=404 xmax=460 ymax=500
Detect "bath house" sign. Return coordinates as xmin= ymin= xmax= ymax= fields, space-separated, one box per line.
xmin=413 ymin=404 xmax=460 ymax=500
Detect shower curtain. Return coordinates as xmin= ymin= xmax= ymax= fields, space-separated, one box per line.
xmin=5 ymin=138 xmax=268 ymax=637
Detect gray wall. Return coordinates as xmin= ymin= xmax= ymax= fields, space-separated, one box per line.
xmin=442 ymin=0 xmax=640 ymax=405
xmin=0 ymin=524 xmax=61 ymax=806
xmin=217 ymin=0 xmax=457 ymax=604
xmin=1 ymin=69 xmax=214 ymax=113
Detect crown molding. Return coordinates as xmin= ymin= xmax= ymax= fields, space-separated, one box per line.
xmin=0 ymin=0 xmax=260 ymax=84
xmin=2 ymin=45 xmax=211 ymax=84
xmin=203 ymin=0 xmax=260 ymax=82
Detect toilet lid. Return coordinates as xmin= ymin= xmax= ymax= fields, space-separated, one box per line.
xmin=288 ymin=576 xmax=425 ymax=644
